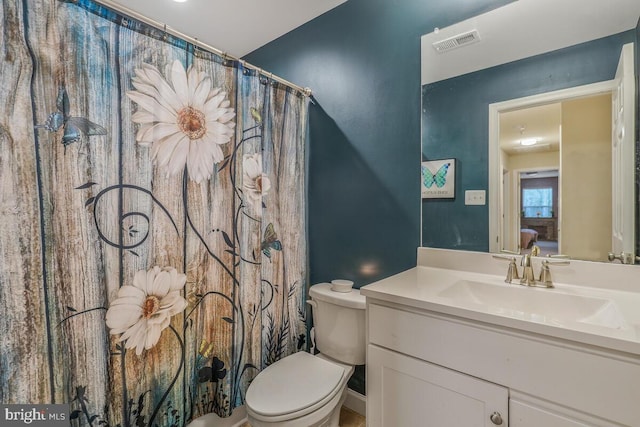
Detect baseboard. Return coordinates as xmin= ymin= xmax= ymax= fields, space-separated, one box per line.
xmin=343 ymin=389 xmax=366 ymax=417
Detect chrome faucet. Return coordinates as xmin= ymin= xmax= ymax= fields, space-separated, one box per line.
xmin=519 ymin=245 xmax=540 ymax=286
xmin=520 ymin=253 xmax=536 ymax=286
xmin=495 ymin=246 xmax=569 ymax=288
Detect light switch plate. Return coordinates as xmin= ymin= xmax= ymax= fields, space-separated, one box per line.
xmin=465 ymin=190 xmax=486 ymax=205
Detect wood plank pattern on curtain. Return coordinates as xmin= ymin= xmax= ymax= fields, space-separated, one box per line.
xmin=0 ymin=0 xmax=308 ymax=425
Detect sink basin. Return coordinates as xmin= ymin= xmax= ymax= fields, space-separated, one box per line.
xmin=437 ymin=280 xmax=627 ymax=330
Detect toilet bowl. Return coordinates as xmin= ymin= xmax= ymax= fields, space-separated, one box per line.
xmin=245 ymin=283 xmax=366 ymax=427
xmin=246 ymin=352 xmax=353 ymax=427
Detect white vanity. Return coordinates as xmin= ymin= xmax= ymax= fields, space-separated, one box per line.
xmin=361 ymin=248 xmax=640 ymax=426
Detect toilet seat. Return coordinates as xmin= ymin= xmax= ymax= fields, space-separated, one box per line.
xmin=245 ymin=352 xmax=347 ymax=421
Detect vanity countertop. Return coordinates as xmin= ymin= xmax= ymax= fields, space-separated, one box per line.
xmin=360 ymin=248 xmax=640 ymax=356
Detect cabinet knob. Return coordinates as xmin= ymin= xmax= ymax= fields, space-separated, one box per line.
xmin=490 ymin=411 xmax=503 ymax=425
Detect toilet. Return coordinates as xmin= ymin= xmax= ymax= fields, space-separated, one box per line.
xmin=245 ymin=283 xmax=366 ymax=427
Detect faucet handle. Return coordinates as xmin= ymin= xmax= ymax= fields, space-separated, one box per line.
xmin=492 ymin=255 xmax=520 ymax=283
xmin=607 ymin=252 xmax=634 ymax=264
xmin=505 ymin=258 xmax=520 ymax=282
xmin=538 ymin=259 xmax=570 ymax=288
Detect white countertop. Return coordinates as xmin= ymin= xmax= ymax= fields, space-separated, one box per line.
xmin=361 ymin=248 xmax=640 ymax=356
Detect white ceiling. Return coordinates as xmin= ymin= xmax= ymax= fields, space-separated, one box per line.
xmin=421 ymin=0 xmax=640 ymax=85
xmin=500 ymin=103 xmax=561 ymax=155
xmin=109 ymin=0 xmax=348 ymax=57
xmin=499 ymin=92 xmax=612 ymax=156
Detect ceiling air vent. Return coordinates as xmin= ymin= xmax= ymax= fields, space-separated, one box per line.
xmin=432 ymin=30 xmax=480 ymax=53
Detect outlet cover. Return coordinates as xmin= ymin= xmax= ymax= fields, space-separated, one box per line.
xmin=465 ymin=190 xmax=486 ymax=205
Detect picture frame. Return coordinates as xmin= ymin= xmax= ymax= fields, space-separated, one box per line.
xmin=421 ymin=158 xmax=456 ymax=199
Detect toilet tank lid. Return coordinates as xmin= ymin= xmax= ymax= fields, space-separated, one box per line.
xmin=309 ymin=283 xmax=366 ymax=309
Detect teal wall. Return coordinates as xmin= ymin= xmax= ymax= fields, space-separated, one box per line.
xmin=245 ymin=0 xmax=513 ymax=291
xmin=421 ymin=30 xmax=636 ymax=251
xmin=244 ymin=0 xmax=513 ymax=396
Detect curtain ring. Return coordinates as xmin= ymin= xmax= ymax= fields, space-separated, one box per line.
xmin=259 ymin=70 xmax=268 ymax=85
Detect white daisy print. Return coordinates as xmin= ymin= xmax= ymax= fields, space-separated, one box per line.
xmin=106 ymin=266 xmax=187 ymax=355
xmin=243 ymin=153 xmax=271 ymax=217
xmin=127 ymin=60 xmax=236 ymax=183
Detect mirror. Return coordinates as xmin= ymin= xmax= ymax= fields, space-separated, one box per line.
xmin=420 ymin=0 xmax=640 ymax=263
xmin=489 ymin=74 xmax=635 ymax=263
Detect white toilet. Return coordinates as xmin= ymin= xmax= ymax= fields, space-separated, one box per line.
xmin=245 ymin=283 xmax=366 ymax=427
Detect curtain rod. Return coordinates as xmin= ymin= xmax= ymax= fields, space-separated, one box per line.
xmin=93 ymin=0 xmax=313 ymax=97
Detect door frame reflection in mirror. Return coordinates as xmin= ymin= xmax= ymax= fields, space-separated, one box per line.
xmin=488 ymin=79 xmax=635 ymax=261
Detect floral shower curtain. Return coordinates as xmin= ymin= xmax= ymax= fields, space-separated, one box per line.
xmin=0 ymin=0 xmax=308 ymax=425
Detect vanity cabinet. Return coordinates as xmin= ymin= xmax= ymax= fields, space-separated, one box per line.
xmin=368 ymin=345 xmax=508 ymax=426
xmin=366 ymin=301 xmax=640 ymax=427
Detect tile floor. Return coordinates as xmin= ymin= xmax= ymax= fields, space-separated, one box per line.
xmin=338 ymin=407 xmax=366 ymax=427
xmin=240 ymin=406 xmax=366 ymax=427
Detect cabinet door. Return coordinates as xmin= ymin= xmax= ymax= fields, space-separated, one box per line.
xmin=368 ymin=345 xmax=508 ymax=427
xmin=510 ymin=395 xmax=620 ymax=427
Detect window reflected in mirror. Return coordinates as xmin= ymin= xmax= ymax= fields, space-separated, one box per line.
xmin=522 ymin=181 xmax=555 ymax=219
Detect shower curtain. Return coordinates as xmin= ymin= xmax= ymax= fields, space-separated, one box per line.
xmin=0 ymin=0 xmax=308 ymax=425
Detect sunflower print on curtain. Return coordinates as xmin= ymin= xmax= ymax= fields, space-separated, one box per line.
xmin=0 ymin=0 xmax=308 ymax=425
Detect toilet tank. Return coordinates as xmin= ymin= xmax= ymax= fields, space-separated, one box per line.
xmin=308 ymin=283 xmax=366 ymax=365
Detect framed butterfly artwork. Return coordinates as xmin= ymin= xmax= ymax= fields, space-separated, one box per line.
xmin=421 ymin=158 xmax=456 ymax=199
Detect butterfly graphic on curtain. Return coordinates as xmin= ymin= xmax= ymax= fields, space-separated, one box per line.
xmin=250 ymin=107 xmax=262 ymax=124
xmin=422 ymin=162 xmax=450 ymax=188
xmin=35 ymin=87 xmax=107 ymax=147
xmin=196 ymin=340 xmax=228 ymax=384
xmin=261 ymin=223 xmax=282 ymax=259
